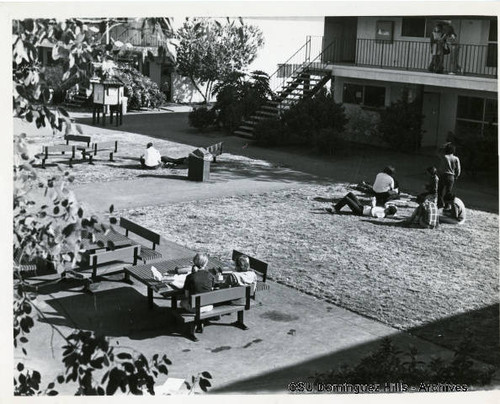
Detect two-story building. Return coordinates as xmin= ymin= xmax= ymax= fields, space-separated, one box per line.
xmin=322 ymin=16 xmax=497 ymax=148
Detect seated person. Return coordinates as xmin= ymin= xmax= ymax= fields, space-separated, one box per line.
xmin=439 ymin=193 xmax=466 ymax=224
xmin=373 ymin=166 xmax=398 ymax=206
xmin=225 ymin=255 xmax=257 ymax=305
xmin=416 ymin=166 xmax=439 ymax=204
xmin=405 ymin=197 xmax=439 ymax=229
xmin=327 ymin=192 xmax=398 ymax=218
xmin=140 ymin=142 xmax=162 ymax=169
xmin=180 ymin=253 xmax=215 ymax=315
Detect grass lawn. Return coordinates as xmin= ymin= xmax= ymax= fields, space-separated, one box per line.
xmin=119 ymin=185 xmax=499 ymax=366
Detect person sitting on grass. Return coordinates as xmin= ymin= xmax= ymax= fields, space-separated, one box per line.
xmin=405 ymin=196 xmax=439 ymax=229
xmin=180 ymin=252 xmax=215 ymax=316
xmin=140 ymin=142 xmax=162 ymax=169
xmin=225 ymin=254 xmax=257 ymax=307
xmin=439 ymin=193 xmax=466 ymax=224
xmin=373 ymin=166 xmax=399 ymax=206
xmin=416 ymin=166 xmax=439 ymax=204
xmin=327 ymin=192 xmax=398 ymax=218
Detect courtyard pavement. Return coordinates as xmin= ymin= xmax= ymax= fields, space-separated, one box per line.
xmin=16 ymin=109 xmax=499 ymax=395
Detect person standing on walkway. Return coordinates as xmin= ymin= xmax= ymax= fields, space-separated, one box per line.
xmin=437 ymin=143 xmax=461 ymax=209
xmin=372 ymin=166 xmax=397 ymax=206
xmin=428 ymin=23 xmax=446 ymax=74
xmin=140 ymin=142 xmax=162 ymax=169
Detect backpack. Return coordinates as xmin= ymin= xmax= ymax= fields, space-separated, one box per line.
xmin=419 ymin=200 xmax=439 ymax=229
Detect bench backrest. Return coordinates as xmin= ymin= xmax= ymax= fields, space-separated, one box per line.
xmin=94 ymin=141 xmax=118 ymax=152
xmin=88 ymin=245 xmax=140 ymax=266
xmin=119 ymin=217 xmax=161 ymax=248
xmin=189 ymin=285 xmax=250 ymax=308
xmin=65 ymin=134 xmax=91 ymax=147
xmin=232 ymin=250 xmax=268 ymax=282
xmin=43 ymin=145 xmax=75 ymax=154
xmin=206 ymin=142 xmax=223 ymax=156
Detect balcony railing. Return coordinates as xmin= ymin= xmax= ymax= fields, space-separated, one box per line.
xmin=321 ymin=37 xmax=497 ymax=78
xmin=114 ymin=28 xmax=170 ymax=48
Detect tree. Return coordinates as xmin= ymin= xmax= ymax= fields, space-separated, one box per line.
xmin=13 ymin=18 xmax=211 ymax=395
xmin=175 ymin=17 xmax=264 ymax=103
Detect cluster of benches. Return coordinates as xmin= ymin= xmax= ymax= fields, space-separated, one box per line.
xmin=39 ymin=135 xmax=118 ymax=168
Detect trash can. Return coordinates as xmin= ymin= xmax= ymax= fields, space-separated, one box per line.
xmin=188 ymin=148 xmax=212 ymax=181
xmin=121 ymin=97 xmax=128 ymax=114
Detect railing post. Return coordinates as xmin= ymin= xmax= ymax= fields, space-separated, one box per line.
xmin=463 ymin=45 xmax=468 ymax=76
xmin=306 ymin=36 xmax=311 ymax=62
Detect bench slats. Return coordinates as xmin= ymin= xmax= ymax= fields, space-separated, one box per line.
xmin=65 ymin=135 xmax=91 ymax=147
xmin=43 ymin=145 xmax=76 ymax=154
xmin=189 ymin=285 xmax=247 ymax=307
xmin=177 ymin=305 xmax=244 ymax=323
xmin=138 ymin=246 xmax=162 ymax=262
xmin=89 ymin=245 xmax=141 ymax=266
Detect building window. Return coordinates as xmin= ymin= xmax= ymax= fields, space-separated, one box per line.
xmin=401 ymin=17 xmax=427 ymax=38
xmin=343 ymin=83 xmax=386 ymax=108
xmin=456 ymin=96 xmax=498 ymax=136
xmin=487 ymin=18 xmax=498 ymax=68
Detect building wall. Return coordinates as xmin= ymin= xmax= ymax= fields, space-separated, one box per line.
xmin=334 ymin=75 xmax=496 ymax=147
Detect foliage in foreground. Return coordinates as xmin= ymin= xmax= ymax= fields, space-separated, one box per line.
xmin=13 ymin=17 xmax=211 ymax=396
xmin=310 ymin=335 xmax=495 ymax=391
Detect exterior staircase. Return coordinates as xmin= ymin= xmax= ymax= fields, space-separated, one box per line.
xmin=234 ymin=37 xmax=335 ymax=139
xmin=64 ymin=87 xmax=91 ymax=109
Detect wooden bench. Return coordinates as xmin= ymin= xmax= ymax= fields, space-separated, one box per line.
xmin=172 ymin=285 xmax=251 ymax=342
xmin=87 ymin=244 xmax=140 ymax=282
xmin=39 ymin=145 xmax=76 ymax=168
xmin=92 ymin=141 xmax=119 ymax=162
xmin=232 ymin=250 xmax=270 ymax=296
xmin=64 ymin=135 xmax=95 ymax=164
xmin=119 ymin=217 xmax=162 ymax=263
xmin=206 ymin=141 xmax=224 ymax=163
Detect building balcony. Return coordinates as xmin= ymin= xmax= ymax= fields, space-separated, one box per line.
xmin=320 ymin=38 xmax=497 ymax=89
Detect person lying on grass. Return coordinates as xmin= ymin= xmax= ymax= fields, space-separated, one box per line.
xmin=224 ymin=254 xmax=257 ymax=307
xmin=439 ymin=193 xmax=466 ymax=224
xmin=162 ymin=148 xmax=213 ymax=168
xmin=416 ymin=166 xmax=439 ymax=204
xmin=326 ymin=192 xmax=398 ymax=218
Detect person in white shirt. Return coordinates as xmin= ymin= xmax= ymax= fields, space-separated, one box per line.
xmin=439 ymin=193 xmax=466 ymax=224
xmin=327 ymin=192 xmax=398 ymax=218
xmin=140 ymin=142 xmax=162 ymax=169
xmin=372 ymin=166 xmax=397 ymax=206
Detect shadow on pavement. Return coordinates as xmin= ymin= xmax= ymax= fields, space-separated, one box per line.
xmin=210 ymin=304 xmax=499 ymax=393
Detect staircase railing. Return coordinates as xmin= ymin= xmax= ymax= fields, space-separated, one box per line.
xmin=268 ymin=36 xmax=324 ymax=93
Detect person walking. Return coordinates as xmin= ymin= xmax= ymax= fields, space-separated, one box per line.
xmin=437 ymin=143 xmax=461 ymax=209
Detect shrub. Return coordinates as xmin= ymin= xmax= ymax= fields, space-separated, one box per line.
xmin=378 ymin=92 xmax=424 ymax=152
xmin=213 ymin=70 xmax=272 ymax=133
xmin=113 ymin=62 xmax=166 ymax=110
xmin=312 ymin=127 xmax=341 ymax=155
xmin=188 ymin=107 xmax=216 ymax=130
xmin=280 ymin=89 xmax=347 ymax=147
xmin=310 ymin=335 xmax=495 ymax=391
xmin=254 ymin=118 xmax=284 ymax=147
xmin=344 ymin=107 xmax=380 ymax=144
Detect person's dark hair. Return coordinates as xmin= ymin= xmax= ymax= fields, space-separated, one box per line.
xmin=146 ymin=142 xmax=153 ymax=148
xmin=426 ymin=166 xmax=437 ymax=176
xmin=385 ymin=205 xmax=398 ymax=216
xmin=383 ymin=166 xmax=395 ymax=176
xmin=444 ymin=193 xmax=455 ymax=202
xmin=444 ymin=143 xmax=455 ymax=154
xmin=436 ymin=23 xmax=443 ymax=29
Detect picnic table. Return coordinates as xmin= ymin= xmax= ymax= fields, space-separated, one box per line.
xmin=124 ymin=256 xmax=230 ymax=309
xmin=81 ymin=229 xmax=134 ymax=253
